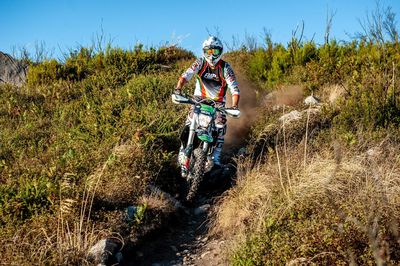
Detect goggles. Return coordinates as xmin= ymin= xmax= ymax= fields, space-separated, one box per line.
xmin=204 ymin=48 xmax=222 ymax=56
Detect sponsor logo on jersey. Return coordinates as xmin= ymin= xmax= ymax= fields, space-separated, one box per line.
xmin=203 ymin=72 xmax=219 ymax=81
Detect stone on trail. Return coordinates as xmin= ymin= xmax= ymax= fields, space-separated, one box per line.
xmin=87 ymin=238 xmax=120 ymax=265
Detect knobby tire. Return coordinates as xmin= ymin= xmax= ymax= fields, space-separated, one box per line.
xmin=186 ymin=147 xmax=206 ymax=202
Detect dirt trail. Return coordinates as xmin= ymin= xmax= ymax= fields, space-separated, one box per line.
xmin=126 ymin=201 xmax=224 ymax=265
xmin=125 ymin=168 xmax=234 ymax=266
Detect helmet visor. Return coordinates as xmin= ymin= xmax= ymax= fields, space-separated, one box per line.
xmin=203 ymin=48 xmax=222 ymax=56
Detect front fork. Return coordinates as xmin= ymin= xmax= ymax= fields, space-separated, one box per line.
xmin=180 ymin=113 xmax=198 ymax=172
xmin=183 ymin=112 xmax=211 ymax=170
xmin=186 ymin=112 xmax=197 ymax=151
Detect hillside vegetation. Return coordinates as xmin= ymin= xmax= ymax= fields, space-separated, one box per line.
xmin=0 ymin=45 xmax=195 ymax=264
xmin=214 ymin=13 xmax=400 ymax=266
xmin=1 ymin=7 xmax=400 ymax=264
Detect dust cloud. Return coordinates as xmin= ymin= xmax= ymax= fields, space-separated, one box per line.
xmin=224 ymin=73 xmax=261 ymax=151
xmin=265 ymin=85 xmax=304 ymax=107
xmin=224 ymin=79 xmax=304 ymax=152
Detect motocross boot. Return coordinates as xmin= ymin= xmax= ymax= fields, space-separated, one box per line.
xmin=211 ymin=144 xmax=224 ymax=171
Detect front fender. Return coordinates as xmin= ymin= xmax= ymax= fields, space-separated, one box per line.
xmin=196 ymin=129 xmax=213 ymax=143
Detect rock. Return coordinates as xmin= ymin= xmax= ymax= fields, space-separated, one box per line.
xmin=182 ymin=249 xmax=189 ymax=254
xmin=0 ymin=52 xmax=27 ymax=87
xmin=170 ymin=245 xmax=178 ymax=252
xmin=304 ymin=95 xmax=320 ymax=105
xmin=194 ymin=204 xmax=211 ymax=216
xmin=87 ymin=238 xmax=120 ymax=265
xmin=278 ymin=110 xmax=302 ymax=124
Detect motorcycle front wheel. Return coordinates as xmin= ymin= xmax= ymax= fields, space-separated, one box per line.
xmin=186 ymin=147 xmax=206 ymax=202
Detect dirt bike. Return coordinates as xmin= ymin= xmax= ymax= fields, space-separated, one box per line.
xmin=172 ymin=93 xmax=240 ymax=202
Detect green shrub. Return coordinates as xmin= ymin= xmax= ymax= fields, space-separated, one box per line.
xmin=243 ymin=37 xmax=400 ymax=128
xmin=26 ymin=59 xmax=62 ymax=86
xmin=0 ymin=176 xmax=54 ymax=224
xmin=26 ymin=45 xmax=194 ymax=88
xmin=332 ymin=41 xmax=400 ymax=130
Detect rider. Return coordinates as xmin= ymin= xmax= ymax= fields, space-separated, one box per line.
xmin=174 ymin=35 xmax=240 ymax=172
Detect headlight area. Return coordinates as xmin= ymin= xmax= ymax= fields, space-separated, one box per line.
xmin=197 ymin=113 xmax=212 ymax=128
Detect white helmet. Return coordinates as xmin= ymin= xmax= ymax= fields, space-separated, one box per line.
xmin=202 ymin=36 xmax=223 ymax=67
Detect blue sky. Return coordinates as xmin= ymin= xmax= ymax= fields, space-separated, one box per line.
xmin=1 ymin=0 xmax=399 ymax=59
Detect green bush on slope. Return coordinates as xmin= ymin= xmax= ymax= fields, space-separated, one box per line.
xmin=244 ymin=38 xmax=400 ymax=129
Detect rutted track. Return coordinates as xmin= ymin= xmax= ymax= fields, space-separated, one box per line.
xmin=124 ymin=166 xmax=236 ymax=266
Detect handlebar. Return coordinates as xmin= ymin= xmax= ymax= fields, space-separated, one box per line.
xmin=172 ymin=93 xmax=241 ymax=118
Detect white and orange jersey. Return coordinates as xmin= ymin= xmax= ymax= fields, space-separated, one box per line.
xmin=180 ymin=58 xmax=240 ymax=103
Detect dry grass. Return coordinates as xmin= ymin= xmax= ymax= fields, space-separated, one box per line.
xmin=213 ymin=163 xmax=275 ymax=239
xmin=139 ymin=186 xmax=177 ymax=213
xmin=4 ymin=142 xmax=140 ymax=265
xmin=319 ymin=84 xmax=347 ymax=107
xmin=211 ymin=77 xmax=400 ymax=263
xmin=213 ymin=130 xmax=400 ymax=264
xmin=53 ymin=143 xmax=131 ymax=264
xmin=93 ymin=142 xmax=149 ymax=205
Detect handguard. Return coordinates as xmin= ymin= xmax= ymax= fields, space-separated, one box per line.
xmin=224 ymin=108 xmax=241 ymax=118
xmin=172 ymin=93 xmax=191 ymax=104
